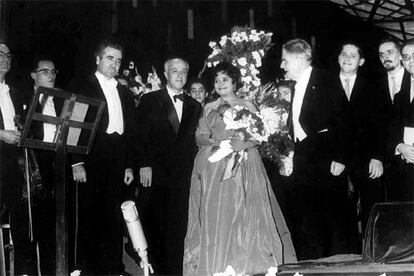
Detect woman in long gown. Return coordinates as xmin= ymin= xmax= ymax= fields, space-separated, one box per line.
xmin=183 ymin=63 xmax=296 ymax=275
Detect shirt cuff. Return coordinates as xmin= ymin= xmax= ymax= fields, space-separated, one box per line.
xmin=71 ymin=162 xmax=84 ymax=167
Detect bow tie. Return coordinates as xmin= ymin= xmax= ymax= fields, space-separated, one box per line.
xmin=173 ymin=94 xmax=184 ymax=102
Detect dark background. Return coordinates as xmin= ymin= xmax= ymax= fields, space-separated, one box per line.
xmin=1 ymin=0 xmax=389 ymax=92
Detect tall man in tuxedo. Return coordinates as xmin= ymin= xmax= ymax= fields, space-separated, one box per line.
xmin=280 ymin=39 xmax=349 ymax=260
xmin=333 ymin=42 xmax=387 ymax=236
xmin=0 ymin=42 xmax=36 ymax=275
xmin=71 ymin=39 xmax=135 ymax=275
xmin=387 ymin=40 xmax=414 ymax=202
xmin=136 ymin=58 xmax=201 ymax=274
xmin=378 ymin=38 xmax=412 ymax=201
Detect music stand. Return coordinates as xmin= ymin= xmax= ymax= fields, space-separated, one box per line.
xmin=19 ymin=86 xmax=106 ymax=275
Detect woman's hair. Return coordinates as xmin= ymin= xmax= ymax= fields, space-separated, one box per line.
xmin=276 ymin=79 xmax=295 ymax=90
xmin=213 ymin=62 xmax=241 ymax=90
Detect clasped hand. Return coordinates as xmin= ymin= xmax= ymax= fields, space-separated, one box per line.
xmin=0 ymin=129 xmax=20 ymax=144
xmin=398 ymin=143 xmax=414 ymax=163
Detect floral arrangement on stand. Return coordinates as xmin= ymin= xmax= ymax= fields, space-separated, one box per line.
xmin=119 ymin=61 xmax=162 ymax=106
xmin=205 ymin=27 xmax=294 ymax=176
xmin=206 ymin=26 xmax=273 ymax=99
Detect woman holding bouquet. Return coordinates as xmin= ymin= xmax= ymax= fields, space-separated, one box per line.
xmin=183 ymin=62 xmax=296 ymax=275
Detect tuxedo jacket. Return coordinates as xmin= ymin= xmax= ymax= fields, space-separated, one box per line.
xmin=291 ymin=68 xmax=348 ymax=164
xmin=388 ymin=82 xmax=414 ymax=156
xmin=71 ymin=74 xmax=136 ymax=169
xmin=135 ymin=88 xmax=202 ymax=187
xmin=331 ymin=73 xmax=386 ymax=165
xmin=377 ymin=69 xmax=411 ymax=119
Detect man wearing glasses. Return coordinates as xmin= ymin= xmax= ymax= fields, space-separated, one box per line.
xmin=29 ymin=55 xmax=62 ymax=275
xmin=0 ymin=42 xmax=37 ymax=275
xmin=387 ymin=39 xmax=414 ymax=202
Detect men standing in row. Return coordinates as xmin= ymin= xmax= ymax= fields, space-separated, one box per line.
xmin=388 ymin=39 xmax=414 ymax=202
xmin=136 ymin=57 xmax=201 ymax=274
xmin=280 ymin=39 xmax=349 ymax=260
xmin=71 ymin=39 xmax=135 ymax=275
xmin=334 ymin=42 xmax=386 ymax=235
xmin=0 ymin=42 xmax=36 ymax=275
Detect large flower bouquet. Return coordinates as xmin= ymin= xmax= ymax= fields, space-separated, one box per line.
xmin=206 ymin=26 xmax=273 ymax=99
xmin=205 ymin=26 xmax=293 ymax=176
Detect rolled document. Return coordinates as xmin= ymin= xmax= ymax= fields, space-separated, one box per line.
xmin=121 ymin=201 xmax=154 ymax=275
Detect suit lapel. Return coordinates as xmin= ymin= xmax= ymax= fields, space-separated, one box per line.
xmin=159 ymin=89 xmax=179 ymax=135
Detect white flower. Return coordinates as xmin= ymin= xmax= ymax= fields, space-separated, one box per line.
xmin=213 ymin=61 xmax=220 ymax=67
xmin=252 ymin=51 xmax=262 ymax=67
xmin=220 ymin=35 xmax=228 ymax=46
xmin=259 ymin=49 xmax=265 ymax=56
xmin=209 ymin=41 xmax=217 ymax=48
xmin=280 ymin=151 xmax=293 ymax=177
xmin=70 ymin=270 xmax=81 ymax=276
xmin=207 ymin=62 xmax=212 ymax=67
xmin=237 ymin=57 xmax=248 ymax=67
xmin=265 ymin=266 xmax=278 ymax=276
xmin=240 ymin=68 xmax=247 ymax=76
xmin=251 ymin=78 xmax=261 ymax=87
xmin=242 ymin=75 xmax=252 ymax=84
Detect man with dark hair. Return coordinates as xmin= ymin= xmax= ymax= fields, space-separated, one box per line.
xmin=0 ymin=42 xmax=37 ymax=275
xmin=136 ymin=57 xmax=201 ymax=274
xmin=387 ymin=39 xmax=414 ymax=202
xmin=377 ymin=37 xmax=412 ymax=201
xmin=71 ymin=38 xmax=135 ymax=274
xmin=280 ymin=38 xmax=349 ymax=260
xmin=332 ymin=42 xmax=387 ymax=241
xmin=28 ymin=55 xmax=64 ymax=275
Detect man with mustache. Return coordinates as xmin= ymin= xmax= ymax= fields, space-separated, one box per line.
xmin=377 ymin=38 xmax=411 ymax=202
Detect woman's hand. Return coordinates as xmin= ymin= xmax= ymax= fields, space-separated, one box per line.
xmin=212 ymin=129 xmax=234 ymax=142
xmin=230 ymin=138 xmax=255 ymax=152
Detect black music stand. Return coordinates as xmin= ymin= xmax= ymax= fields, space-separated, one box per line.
xmin=19 ymin=86 xmax=105 ymax=275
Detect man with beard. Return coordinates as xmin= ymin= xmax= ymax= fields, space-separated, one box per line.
xmin=377 ymin=38 xmax=411 ymax=201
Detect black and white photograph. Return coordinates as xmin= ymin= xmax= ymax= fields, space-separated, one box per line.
xmin=0 ymin=0 xmax=413 ymax=275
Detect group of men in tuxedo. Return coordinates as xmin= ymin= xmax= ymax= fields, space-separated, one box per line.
xmin=282 ymin=37 xmax=414 ymax=261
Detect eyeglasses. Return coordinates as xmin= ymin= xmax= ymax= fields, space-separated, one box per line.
xmin=402 ymin=53 xmax=414 ymax=61
xmin=0 ymin=51 xmax=12 ymax=60
xmin=34 ymin=68 xmax=58 ymax=76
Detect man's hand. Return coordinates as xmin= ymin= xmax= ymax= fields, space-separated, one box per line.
xmin=368 ymin=159 xmax=383 ymax=179
xmin=72 ymin=164 xmax=87 ymax=183
xmin=140 ymin=167 xmax=152 ymax=187
xmin=124 ymin=168 xmax=134 ymax=185
xmin=0 ymin=130 xmax=20 ymax=144
xmin=330 ymin=161 xmax=345 ymax=176
xmin=397 ymin=143 xmax=414 ymax=163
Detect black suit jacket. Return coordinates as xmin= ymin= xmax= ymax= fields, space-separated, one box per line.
xmin=377 ymin=69 xmax=411 ymax=116
xmin=331 ymin=73 xmax=386 ymax=165
xmin=292 ymin=68 xmax=348 ymax=164
xmin=388 ymin=79 xmax=414 ymax=155
xmin=135 ymin=88 xmax=201 ymax=187
xmin=71 ymin=74 xmax=136 ymax=169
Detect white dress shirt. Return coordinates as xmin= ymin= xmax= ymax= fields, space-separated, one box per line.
xmin=0 ymin=81 xmax=16 ymax=130
xmin=388 ymin=66 xmax=405 ymax=101
xmin=39 ymin=92 xmax=57 ymax=142
xmin=292 ymin=66 xmax=313 ymax=142
xmin=95 ymin=72 xmax=124 ymax=135
xmin=339 ymin=73 xmax=357 ymax=100
xmin=167 ymin=86 xmax=183 ymax=122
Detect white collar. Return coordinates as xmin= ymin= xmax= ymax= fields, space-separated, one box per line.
xmin=166 ymin=86 xmax=183 ymax=98
xmin=388 ymin=66 xmax=405 ymax=79
xmin=339 ymin=72 xmax=357 ymax=82
xmin=95 ymin=71 xmax=117 ymax=87
xmin=296 ymin=66 xmax=313 ymax=88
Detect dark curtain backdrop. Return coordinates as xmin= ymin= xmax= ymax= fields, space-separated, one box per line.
xmin=3 ymin=0 xmax=388 ymax=94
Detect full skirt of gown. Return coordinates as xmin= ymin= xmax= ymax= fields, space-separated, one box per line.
xmin=183 ymin=100 xmax=296 ymax=275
